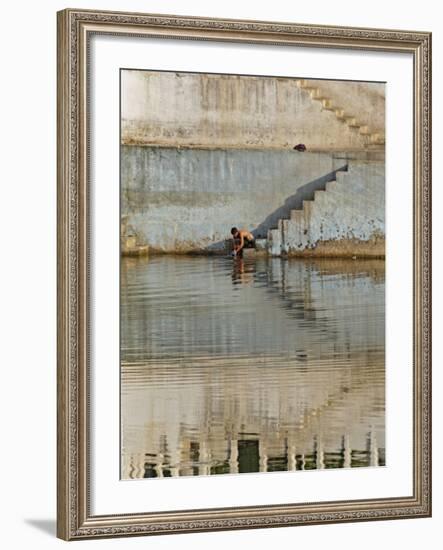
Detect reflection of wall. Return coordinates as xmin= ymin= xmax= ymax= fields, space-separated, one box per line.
xmin=122 ymin=354 xmax=385 ymax=479
xmin=121 ymin=256 xmax=385 ymax=479
xmin=120 ymin=257 xmax=385 ymax=361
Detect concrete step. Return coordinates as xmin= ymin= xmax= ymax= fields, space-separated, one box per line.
xmin=345 ymin=117 xmax=360 ymax=128
xmin=324 ymin=186 xmax=381 ymax=213
xmin=310 ymin=187 xmax=343 ymax=217
xmin=290 ymin=209 xmax=303 ymax=222
xmin=284 ymin=179 xmax=365 ymax=253
xmin=296 ymin=79 xmax=312 ymax=89
xmin=297 ymin=80 xmax=377 ymax=148
xmin=325 ymin=178 xmax=364 ymax=197
xmin=302 ymin=200 xmax=315 ymax=224
xmin=329 ymin=183 xmax=379 ymax=200
xmin=267 ymin=228 xmax=282 ymax=256
xmin=269 ymin=163 xmax=381 ymax=258
xmin=302 ymin=199 xmax=314 ymax=211
xmin=255 ymin=238 xmax=268 ymax=252
xmin=335 ymin=171 xmax=348 ymax=183
xmin=310 ymin=89 xmax=327 ymax=101
xmin=281 ymin=220 xmax=289 ymax=253
xmin=314 ymin=189 xmax=327 ymax=202
xmin=359 ymin=125 xmax=370 ymax=135
xmin=271 ymin=159 xmax=385 ymax=256
xmin=301 ymin=86 xmax=317 ymax=95
xmin=370 ymin=132 xmax=385 ymax=145
xmin=325 ymin=180 xmax=339 ymax=192
xmin=321 ymin=99 xmax=335 ymax=111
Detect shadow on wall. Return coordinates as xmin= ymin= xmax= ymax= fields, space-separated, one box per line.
xmin=205 ymin=164 xmax=348 ymax=252
xmin=252 ymin=164 xmax=348 ymax=238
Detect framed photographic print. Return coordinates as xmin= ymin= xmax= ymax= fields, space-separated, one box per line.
xmin=57 ymin=8 xmax=431 ymax=540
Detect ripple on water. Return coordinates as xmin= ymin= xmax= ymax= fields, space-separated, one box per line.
xmin=121 ymin=255 xmax=385 ymax=479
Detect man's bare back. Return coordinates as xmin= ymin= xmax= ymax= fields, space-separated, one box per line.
xmin=230 ymin=227 xmax=255 ymax=255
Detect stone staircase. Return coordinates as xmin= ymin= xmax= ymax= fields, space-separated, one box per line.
xmin=267 ymin=162 xmax=385 ymax=257
xmin=296 ymin=79 xmax=385 ymax=148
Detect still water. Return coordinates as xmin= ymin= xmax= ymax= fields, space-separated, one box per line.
xmin=121 ymin=255 xmax=385 ymax=479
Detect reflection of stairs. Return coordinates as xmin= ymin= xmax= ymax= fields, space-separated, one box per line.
xmin=268 ymin=163 xmax=385 ymax=257
xmin=296 ymin=79 xmax=385 ymax=147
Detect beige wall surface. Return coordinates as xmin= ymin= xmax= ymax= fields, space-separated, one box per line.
xmin=121 ymin=71 xmax=385 ymax=253
xmin=122 ymin=70 xmax=384 ymax=151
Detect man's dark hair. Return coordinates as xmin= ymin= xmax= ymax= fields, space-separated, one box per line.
xmin=231 ymin=227 xmax=238 ymax=236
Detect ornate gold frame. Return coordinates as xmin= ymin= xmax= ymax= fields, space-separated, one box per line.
xmin=57 ymin=8 xmax=431 ymax=540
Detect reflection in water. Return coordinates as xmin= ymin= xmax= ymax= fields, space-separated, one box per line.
xmin=121 ymin=256 xmax=385 ymax=479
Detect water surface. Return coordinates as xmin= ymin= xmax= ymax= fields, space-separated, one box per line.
xmin=121 ymin=255 xmax=385 ymax=479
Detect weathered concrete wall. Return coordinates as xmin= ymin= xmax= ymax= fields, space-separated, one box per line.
xmin=122 ymin=147 xmax=354 ymax=252
xmin=304 ymin=79 xmax=385 ymax=137
xmin=122 ymin=71 xmax=383 ymax=151
xmin=121 ymin=71 xmax=386 ymax=255
xmin=268 ymin=162 xmax=385 ymax=257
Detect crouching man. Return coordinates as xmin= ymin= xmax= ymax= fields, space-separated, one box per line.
xmin=230 ymin=227 xmax=255 ymax=257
